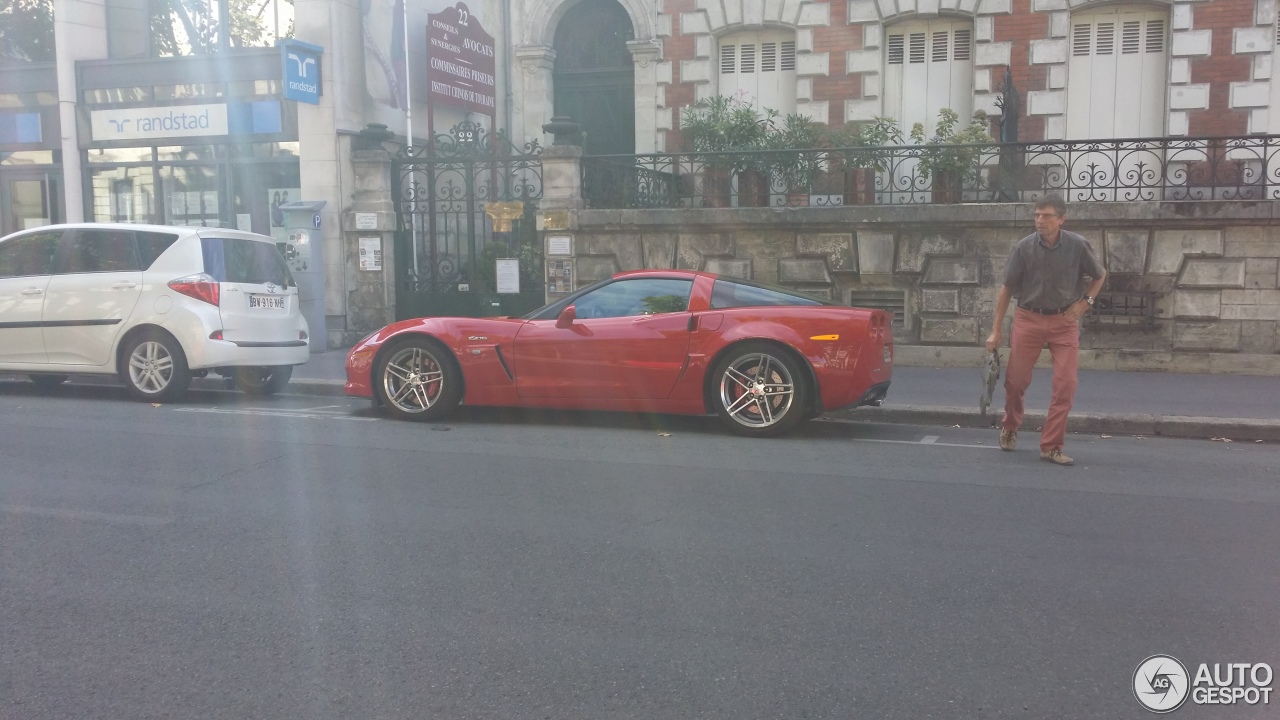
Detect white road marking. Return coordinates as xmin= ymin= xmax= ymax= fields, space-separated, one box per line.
xmin=858 ymin=438 xmax=998 ymax=450
xmin=174 ymin=408 xmax=376 ymax=421
xmin=1 ymin=504 xmax=172 ymax=526
xmin=920 ymin=435 xmax=939 ymax=444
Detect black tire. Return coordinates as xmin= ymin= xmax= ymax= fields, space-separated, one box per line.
xmin=234 ymin=365 xmax=294 ymax=396
xmin=29 ymin=374 xmax=69 ymax=392
xmin=375 ymin=337 xmax=463 ymax=422
xmin=118 ymin=329 xmax=191 ymax=402
xmin=709 ymin=341 xmax=811 ymax=438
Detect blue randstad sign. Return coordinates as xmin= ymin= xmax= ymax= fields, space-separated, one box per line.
xmin=280 ymin=39 xmax=323 ymax=105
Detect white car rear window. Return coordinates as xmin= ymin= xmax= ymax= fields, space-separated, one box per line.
xmin=201 ymin=237 xmax=294 ymax=287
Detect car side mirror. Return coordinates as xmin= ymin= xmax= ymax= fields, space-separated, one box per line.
xmin=555 ymin=304 xmax=577 ymax=329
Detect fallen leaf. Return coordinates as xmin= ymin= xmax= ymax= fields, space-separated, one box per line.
xmin=658 ymin=432 xmax=672 ymax=437
xmin=1211 ymin=437 xmax=1233 ymax=443
xmin=151 ymin=403 xmax=161 ymax=408
xmin=1100 ymin=435 xmax=1112 ymax=438
xmin=1258 ymin=440 xmax=1264 ymax=444
xmin=952 ymin=424 xmax=961 ymax=428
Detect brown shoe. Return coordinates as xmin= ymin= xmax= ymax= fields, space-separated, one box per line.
xmin=1040 ymin=449 xmax=1074 ymax=466
xmin=999 ymin=428 xmax=1017 ymax=451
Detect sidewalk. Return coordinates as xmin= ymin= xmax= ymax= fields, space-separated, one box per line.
xmin=279 ymin=349 xmax=1280 ymax=441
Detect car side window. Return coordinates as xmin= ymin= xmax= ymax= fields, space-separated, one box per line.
xmin=572 ymin=278 xmax=694 ymax=320
xmin=136 ymin=231 xmax=180 ymax=269
xmin=57 ymin=229 xmax=140 ymax=274
xmin=0 ymin=231 xmax=61 ymax=278
xmin=710 ymin=279 xmax=826 ymax=309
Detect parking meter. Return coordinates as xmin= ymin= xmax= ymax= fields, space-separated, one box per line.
xmin=278 ymin=200 xmax=327 ymax=352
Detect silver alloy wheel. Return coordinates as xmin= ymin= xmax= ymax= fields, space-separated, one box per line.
xmin=128 ymin=341 xmax=176 ymax=394
xmin=718 ymin=352 xmax=796 ymax=429
xmin=381 ymin=345 xmax=447 ymax=415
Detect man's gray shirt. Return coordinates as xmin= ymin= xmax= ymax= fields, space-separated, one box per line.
xmin=1002 ymin=229 xmax=1105 ymax=310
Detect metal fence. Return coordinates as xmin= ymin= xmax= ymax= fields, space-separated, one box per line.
xmin=581 ymin=135 xmax=1280 ymax=209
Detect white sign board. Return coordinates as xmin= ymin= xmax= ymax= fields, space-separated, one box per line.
xmin=547 ymin=235 xmax=572 ymax=255
xmin=496 ymin=258 xmax=520 ymax=294
xmin=90 ymin=103 xmax=229 ymax=142
xmin=355 ymin=213 xmax=378 ymax=230
xmin=359 ymin=237 xmax=382 ymax=271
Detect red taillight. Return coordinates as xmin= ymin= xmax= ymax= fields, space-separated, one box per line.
xmin=169 ymin=273 xmax=220 ymax=306
xmin=209 ymin=330 xmax=224 ymax=341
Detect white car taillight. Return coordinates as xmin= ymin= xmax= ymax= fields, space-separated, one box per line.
xmin=169 ymin=273 xmax=220 ymax=306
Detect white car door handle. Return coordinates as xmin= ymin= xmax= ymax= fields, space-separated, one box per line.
xmin=21 ymin=287 xmax=43 ymax=295
xmin=112 ymin=282 xmax=138 ymax=289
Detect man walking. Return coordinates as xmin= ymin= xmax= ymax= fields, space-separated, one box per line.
xmin=985 ymin=194 xmax=1107 ymax=466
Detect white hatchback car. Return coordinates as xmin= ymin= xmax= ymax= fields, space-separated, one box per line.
xmin=0 ymin=223 xmax=309 ymax=401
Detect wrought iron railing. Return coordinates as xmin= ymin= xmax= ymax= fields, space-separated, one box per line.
xmin=581 ymin=135 xmax=1280 ymax=209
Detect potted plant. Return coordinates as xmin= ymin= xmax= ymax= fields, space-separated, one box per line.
xmin=826 ymin=116 xmax=903 ymax=205
xmin=765 ymin=113 xmax=826 ymax=206
xmin=909 ymin=108 xmax=993 ymax=203
xmin=680 ymin=94 xmax=775 ymax=207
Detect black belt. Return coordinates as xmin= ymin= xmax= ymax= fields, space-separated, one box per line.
xmin=1019 ymin=304 xmax=1072 ymax=316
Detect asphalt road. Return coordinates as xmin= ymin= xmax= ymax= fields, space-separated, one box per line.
xmin=1 ymin=380 xmax=1278 ymax=719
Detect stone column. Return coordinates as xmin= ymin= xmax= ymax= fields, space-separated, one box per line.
xmin=53 ymin=0 xmax=108 ymax=222
xmin=627 ymin=39 xmax=662 ymax=154
xmin=342 ymin=142 xmax=398 ymax=340
xmin=515 ymin=45 xmax=556 ymax=149
xmin=537 ymin=140 xmax=584 ymax=305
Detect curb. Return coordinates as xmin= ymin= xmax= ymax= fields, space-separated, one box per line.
xmin=830 ymin=404 xmax=1280 ymax=442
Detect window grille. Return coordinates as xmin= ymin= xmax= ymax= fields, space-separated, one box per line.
xmin=1122 ymin=21 xmax=1140 ymax=54
xmin=721 ymin=45 xmax=735 ymax=73
xmin=932 ymin=31 xmax=948 ymax=62
xmin=1073 ymin=24 xmax=1091 ymax=56
xmin=849 ymin=290 xmax=908 ymax=329
xmin=953 ymin=28 xmax=971 ymax=60
xmin=888 ymin=35 xmax=905 ymax=64
xmin=761 ymin=42 xmax=777 ymax=72
xmin=1096 ymin=22 xmax=1115 ymax=55
xmin=780 ymin=41 xmax=795 ymax=70
xmin=740 ymin=43 xmax=755 ymax=73
xmin=1146 ymin=19 xmax=1165 ymax=53
xmin=909 ymin=33 xmax=926 ymax=63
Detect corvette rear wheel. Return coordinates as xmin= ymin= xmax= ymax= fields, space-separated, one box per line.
xmin=376 ymin=338 xmax=462 ymax=422
xmin=712 ymin=342 xmax=810 ymax=438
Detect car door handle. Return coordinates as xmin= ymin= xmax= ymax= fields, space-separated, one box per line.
xmin=21 ymin=287 xmax=43 ymax=295
xmin=112 ymin=282 xmax=138 ymax=289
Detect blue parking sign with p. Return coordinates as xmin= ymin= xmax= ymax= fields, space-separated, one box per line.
xmin=280 ymin=40 xmax=323 ymax=105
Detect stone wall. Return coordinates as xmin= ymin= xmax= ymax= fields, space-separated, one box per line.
xmin=561 ymin=201 xmax=1280 ymax=374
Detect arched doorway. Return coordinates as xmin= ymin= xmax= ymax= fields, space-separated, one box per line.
xmin=552 ymin=0 xmax=635 ymax=155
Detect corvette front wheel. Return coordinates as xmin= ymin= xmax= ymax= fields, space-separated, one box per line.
xmin=376 ymin=338 xmax=462 ymax=422
xmin=711 ymin=342 xmax=810 ymax=438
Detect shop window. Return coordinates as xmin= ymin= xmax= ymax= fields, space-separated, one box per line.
xmin=717 ymin=30 xmax=797 ymax=114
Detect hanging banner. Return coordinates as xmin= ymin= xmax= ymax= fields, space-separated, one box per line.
xmin=426 ymin=2 xmax=497 ymax=116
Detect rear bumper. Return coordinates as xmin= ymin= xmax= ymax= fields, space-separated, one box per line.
xmin=183 ymin=337 xmax=310 ymax=369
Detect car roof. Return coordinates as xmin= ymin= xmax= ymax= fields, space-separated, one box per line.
xmin=0 ymin=223 xmax=275 ymax=243
xmin=611 ymin=269 xmax=718 ymax=281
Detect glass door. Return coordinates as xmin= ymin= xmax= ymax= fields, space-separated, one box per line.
xmin=1 ymin=172 xmax=62 ymax=236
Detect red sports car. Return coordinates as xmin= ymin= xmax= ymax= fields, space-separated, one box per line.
xmin=345 ymin=270 xmax=893 ymax=437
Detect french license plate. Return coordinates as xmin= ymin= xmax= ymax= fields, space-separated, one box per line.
xmin=249 ymin=294 xmax=286 ymax=309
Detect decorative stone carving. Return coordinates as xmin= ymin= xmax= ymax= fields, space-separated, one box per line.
xmin=896 ymin=234 xmax=960 ymax=274
xmin=676 ymin=234 xmax=735 ymax=270
xmin=1104 ymin=231 xmax=1148 ymax=275
xmin=1149 ymin=229 xmax=1224 ymax=274
xmin=796 ymin=233 xmax=856 ymax=273
xmin=1178 ymin=259 xmax=1247 ymax=288
xmin=778 ymin=258 xmax=832 ymax=284
xmin=857 ymin=231 xmax=895 ymax=274
xmin=923 ymin=258 xmax=981 ymax=285
xmin=921 ymin=288 xmax=962 ymax=314
xmin=919 ymin=317 xmax=981 ymax=344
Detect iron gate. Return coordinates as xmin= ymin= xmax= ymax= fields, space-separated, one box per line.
xmin=394 ymin=120 xmax=546 ymax=320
